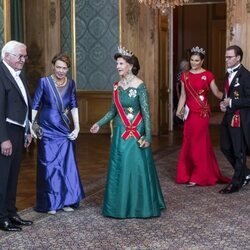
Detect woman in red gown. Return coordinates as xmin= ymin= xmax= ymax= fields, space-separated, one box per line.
xmin=176 ymin=46 xmax=230 ymax=187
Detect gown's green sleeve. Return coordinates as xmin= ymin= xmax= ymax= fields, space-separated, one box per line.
xmin=96 ymin=99 xmax=117 ymax=127
xmin=138 ymin=84 xmax=152 ymax=143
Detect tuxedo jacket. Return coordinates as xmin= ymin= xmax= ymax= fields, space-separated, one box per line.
xmin=0 ymin=61 xmax=32 ymax=143
xmin=222 ymin=65 xmax=250 ymax=153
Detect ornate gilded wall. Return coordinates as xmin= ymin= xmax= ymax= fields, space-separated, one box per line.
xmin=226 ymin=0 xmax=250 ymax=68
xmin=61 ymin=0 xmax=119 ymax=90
xmin=0 ymin=1 xmax=4 ymax=48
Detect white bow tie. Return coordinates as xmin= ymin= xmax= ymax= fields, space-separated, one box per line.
xmin=15 ymin=70 xmax=21 ymax=77
xmin=227 ymin=65 xmax=241 ymax=75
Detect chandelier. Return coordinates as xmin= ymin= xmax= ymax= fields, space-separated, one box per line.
xmin=138 ymin=0 xmax=192 ymax=15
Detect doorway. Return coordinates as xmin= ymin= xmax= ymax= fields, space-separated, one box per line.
xmin=167 ymin=0 xmax=226 ymax=131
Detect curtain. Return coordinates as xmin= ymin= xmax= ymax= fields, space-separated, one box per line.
xmin=11 ymin=0 xmax=23 ymax=42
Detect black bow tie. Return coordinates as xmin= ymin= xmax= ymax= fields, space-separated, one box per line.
xmin=227 ymin=65 xmax=241 ymax=74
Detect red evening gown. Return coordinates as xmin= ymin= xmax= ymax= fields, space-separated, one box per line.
xmin=176 ymin=71 xmax=230 ymax=186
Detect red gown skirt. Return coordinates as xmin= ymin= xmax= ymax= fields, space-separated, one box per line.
xmin=176 ymin=112 xmax=230 ymax=186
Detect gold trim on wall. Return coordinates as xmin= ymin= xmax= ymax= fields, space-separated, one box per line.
xmin=119 ymin=0 xmax=122 ymax=44
xmin=3 ymin=0 xmax=10 ymax=42
xmin=71 ymin=0 xmax=77 ymax=85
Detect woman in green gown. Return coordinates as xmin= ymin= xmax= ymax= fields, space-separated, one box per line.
xmin=90 ymin=46 xmax=166 ymax=218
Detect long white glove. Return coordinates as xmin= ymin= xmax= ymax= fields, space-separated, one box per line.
xmin=68 ymin=107 xmax=80 ymax=140
xmin=30 ymin=109 xmax=38 ymax=138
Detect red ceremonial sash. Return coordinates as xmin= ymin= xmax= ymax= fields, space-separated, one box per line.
xmin=184 ymin=73 xmax=210 ymax=118
xmin=113 ymin=82 xmax=142 ymax=140
xmin=224 ymin=78 xmax=229 ymax=97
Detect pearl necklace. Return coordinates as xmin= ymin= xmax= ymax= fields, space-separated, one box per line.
xmin=52 ymin=75 xmax=67 ymax=87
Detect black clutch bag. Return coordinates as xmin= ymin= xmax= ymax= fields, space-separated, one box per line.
xmin=32 ymin=121 xmax=43 ymax=139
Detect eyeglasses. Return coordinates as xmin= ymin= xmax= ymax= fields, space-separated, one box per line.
xmin=9 ymin=53 xmax=28 ymax=61
xmin=225 ymin=56 xmax=236 ymax=59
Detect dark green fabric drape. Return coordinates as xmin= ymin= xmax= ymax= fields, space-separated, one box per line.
xmin=11 ymin=0 xmax=23 ymax=42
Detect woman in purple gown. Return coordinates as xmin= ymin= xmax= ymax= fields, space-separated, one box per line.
xmin=32 ymin=53 xmax=84 ymax=214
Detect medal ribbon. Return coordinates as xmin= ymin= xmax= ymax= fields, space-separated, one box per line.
xmin=224 ymin=74 xmax=240 ymax=128
xmin=113 ymin=82 xmax=142 ymax=140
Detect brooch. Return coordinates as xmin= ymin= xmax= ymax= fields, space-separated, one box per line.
xmin=234 ymin=78 xmax=240 ymax=87
xmin=128 ymin=89 xmax=137 ymax=98
xmin=126 ymin=107 xmax=134 ymax=120
xmin=233 ymin=90 xmax=239 ymax=98
xmin=198 ymin=89 xmax=205 ymax=101
xmin=201 ymin=75 xmax=207 ymax=81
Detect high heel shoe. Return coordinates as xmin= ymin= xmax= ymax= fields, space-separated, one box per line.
xmin=47 ymin=210 xmax=56 ymax=215
xmin=62 ymin=207 xmax=74 ymax=212
xmin=186 ymin=182 xmax=196 ymax=187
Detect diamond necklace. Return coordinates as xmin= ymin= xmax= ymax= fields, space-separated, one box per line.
xmin=120 ymin=72 xmax=136 ymax=86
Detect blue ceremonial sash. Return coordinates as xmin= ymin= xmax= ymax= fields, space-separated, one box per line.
xmin=46 ymin=76 xmax=71 ymax=128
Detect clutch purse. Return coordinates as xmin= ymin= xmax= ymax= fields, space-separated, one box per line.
xmin=180 ymin=105 xmax=189 ymax=120
xmin=32 ymin=121 xmax=43 ymax=139
xmin=137 ymin=136 xmax=145 ymax=147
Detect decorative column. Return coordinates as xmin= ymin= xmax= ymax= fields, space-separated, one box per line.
xmin=226 ymin=0 xmax=250 ymax=67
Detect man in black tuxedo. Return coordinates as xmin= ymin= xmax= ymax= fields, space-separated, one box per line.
xmin=0 ymin=41 xmax=33 ymax=231
xmin=220 ymin=45 xmax=250 ymax=194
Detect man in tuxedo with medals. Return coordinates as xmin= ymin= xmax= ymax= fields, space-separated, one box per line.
xmin=220 ymin=45 xmax=250 ymax=194
xmin=0 ymin=41 xmax=33 ymax=231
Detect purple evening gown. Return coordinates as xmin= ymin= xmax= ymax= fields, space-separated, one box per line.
xmin=32 ymin=76 xmax=84 ymax=212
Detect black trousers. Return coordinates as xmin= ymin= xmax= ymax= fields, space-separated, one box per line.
xmin=220 ymin=122 xmax=250 ymax=187
xmin=0 ymin=123 xmax=25 ymax=222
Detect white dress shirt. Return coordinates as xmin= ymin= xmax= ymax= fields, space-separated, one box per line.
xmin=3 ymin=60 xmax=28 ymax=127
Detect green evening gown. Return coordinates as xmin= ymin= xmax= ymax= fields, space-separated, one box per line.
xmin=97 ymin=83 xmax=166 ymax=219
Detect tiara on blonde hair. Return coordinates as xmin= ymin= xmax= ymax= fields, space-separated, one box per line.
xmin=118 ymin=45 xmax=133 ymax=57
xmin=191 ymin=46 xmax=206 ymax=55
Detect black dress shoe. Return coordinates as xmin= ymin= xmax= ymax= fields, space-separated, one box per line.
xmin=9 ymin=216 xmax=33 ymax=226
xmin=219 ymin=184 xmax=240 ymax=194
xmin=242 ymin=175 xmax=250 ymax=187
xmin=0 ymin=221 xmax=22 ymax=232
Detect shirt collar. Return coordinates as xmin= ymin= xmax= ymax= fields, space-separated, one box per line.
xmin=3 ymin=60 xmax=21 ymax=77
xmin=227 ymin=64 xmax=241 ymax=74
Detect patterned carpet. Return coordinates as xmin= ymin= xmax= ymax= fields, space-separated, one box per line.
xmin=0 ymin=147 xmax=250 ymax=250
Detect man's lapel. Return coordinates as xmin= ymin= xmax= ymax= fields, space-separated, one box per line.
xmin=0 ymin=62 xmax=27 ymax=104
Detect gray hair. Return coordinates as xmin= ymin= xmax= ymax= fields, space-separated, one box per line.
xmin=1 ymin=40 xmax=27 ymax=59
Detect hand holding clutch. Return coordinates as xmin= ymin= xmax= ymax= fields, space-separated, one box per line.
xmin=177 ymin=105 xmax=189 ymax=120
xmin=137 ymin=136 xmax=150 ymax=148
xmin=31 ymin=121 xmax=43 ymax=139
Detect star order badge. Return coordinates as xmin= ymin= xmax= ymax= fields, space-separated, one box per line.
xmin=233 ymin=91 xmax=239 ymax=99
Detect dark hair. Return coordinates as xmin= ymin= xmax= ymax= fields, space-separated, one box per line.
xmin=51 ymin=53 xmax=71 ymax=68
xmin=226 ymin=45 xmax=243 ymax=62
xmin=114 ymin=53 xmax=140 ymax=75
xmin=190 ymin=51 xmax=205 ymax=61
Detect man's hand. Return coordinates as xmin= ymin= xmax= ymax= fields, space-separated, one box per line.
xmin=24 ymin=134 xmax=32 ymax=148
xmin=223 ymin=98 xmax=231 ymax=107
xmin=220 ymin=101 xmax=227 ymax=112
xmin=1 ymin=140 xmax=12 ymax=156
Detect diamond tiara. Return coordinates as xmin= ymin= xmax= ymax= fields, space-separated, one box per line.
xmin=118 ymin=45 xmax=133 ymax=57
xmin=191 ymin=46 xmax=206 ymax=55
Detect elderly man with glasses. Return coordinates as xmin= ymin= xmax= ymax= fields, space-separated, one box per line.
xmin=0 ymin=40 xmax=33 ymax=231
